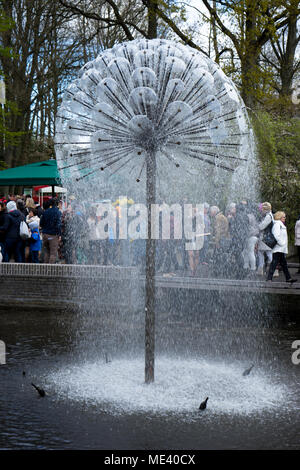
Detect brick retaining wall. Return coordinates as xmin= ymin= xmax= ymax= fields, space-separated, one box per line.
xmin=0 ymin=263 xmax=141 ymax=312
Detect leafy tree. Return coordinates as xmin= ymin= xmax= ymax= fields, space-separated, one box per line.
xmin=0 ymin=8 xmax=24 ymax=164
xmin=202 ymin=0 xmax=300 ymax=108
xmin=253 ymin=110 xmax=300 ymax=239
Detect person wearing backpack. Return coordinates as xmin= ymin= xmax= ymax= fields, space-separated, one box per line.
xmin=266 ymin=211 xmax=297 ymax=283
xmin=0 ymin=201 xmax=25 ymax=262
xmin=257 ymin=202 xmax=274 ymax=276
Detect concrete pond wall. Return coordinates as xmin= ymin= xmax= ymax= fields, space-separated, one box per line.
xmin=0 ymin=263 xmax=141 ymax=312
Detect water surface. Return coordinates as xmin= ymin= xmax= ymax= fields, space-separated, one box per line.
xmin=0 ymin=309 xmax=299 ymax=450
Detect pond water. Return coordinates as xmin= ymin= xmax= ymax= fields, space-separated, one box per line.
xmin=0 ymin=308 xmax=299 ymax=450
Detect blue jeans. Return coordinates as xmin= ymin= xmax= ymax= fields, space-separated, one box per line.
xmin=30 ymin=250 xmax=39 ymax=263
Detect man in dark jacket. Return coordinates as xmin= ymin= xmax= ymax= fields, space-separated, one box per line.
xmin=40 ymin=198 xmax=62 ymax=263
xmin=0 ymin=201 xmax=25 ymax=262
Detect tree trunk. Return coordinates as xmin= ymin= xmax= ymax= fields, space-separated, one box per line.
xmin=279 ymin=12 xmax=298 ymax=97
xmin=212 ymin=0 xmax=219 ymax=63
xmin=240 ymin=49 xmax=260 ymax=108
xmin=147 ymin=0 xmax=158 ymax=39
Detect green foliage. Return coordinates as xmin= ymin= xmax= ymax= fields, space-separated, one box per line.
xmin=252 ymin=110 xmax=300 ymax=240
xmin=0 ymin=9 xmax=14 ymax=31
xmin=0 ymin=9 xmax=14 ymax=64
xmin=0 ymin=100 xmax=25 ymax=152
xmin=26 ymin=137 xmax=55 ymax=163
xmin=0 ymin=9 xmax=25 ymax=161
xmin=0 ymin=159 xmax=7 ymax=170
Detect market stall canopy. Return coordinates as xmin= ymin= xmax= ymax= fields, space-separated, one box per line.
xmin=37 ymin=186 xmax=67 ymax=194
xmin=0 ymin=159 xmax=61 ymax=186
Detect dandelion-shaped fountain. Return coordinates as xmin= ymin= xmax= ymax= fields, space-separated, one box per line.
xmin=55 ymin=39 xmax=255 ymax=384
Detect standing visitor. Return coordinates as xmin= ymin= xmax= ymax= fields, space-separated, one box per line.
xmin=0 ymin=201 xmax=8 ymax=261
xmin=25 ymin=198 xmax=36 ymax=215
xmin=7 ymin=194 xmax=17 ymax=203
xmin=226 ymin=202 xmax=237 ymax=255
xmin=35 ymin=201 xmax=44 ymax=218
xmin=257 ymin=202 xmax=274 ymax=276
xmin=61 ymin=205 xmax=75 ymax=264
xmin=16 ymin=199 xmax=27 ymax=218
xmin=28 ymin=221 xmax=42 ymax=263
xmin=226 ymin=202 xmax=236 ymax=229
xmin=0 ymin=201 xmax=25 ymax=262
xmin=242 ymin=202 xmax=259 ymax=274
xmin=25 ymin=207 xmax=40 ymax=262
xmin=210 ymin=206 xmax=230 ymax=250
xmin=26 ymin=207 xmax=40 ymax=227
xmin=295 ymin=215 xmax=300 ymax=274
xmin=161 ymin=210 xmax=180 ymax=276
xmin=210 ymin=205 xmax=230 ymax=276
xmin=229 ymin=202 xmax=249 ymax=273
xmin=40 ymin=198 xmax=62 ymax=264
xmin=199 ymin=202 xmax=211 ymax=265
xmin=87 ymin=207 xmax=101 ymax=264
xmin=71 ymin=206 xmax=87 ymax=264
xmin=266 ymin=211 xmax=297 ymax=283
xmin=187 ymin=207 xmax=202 ymax=277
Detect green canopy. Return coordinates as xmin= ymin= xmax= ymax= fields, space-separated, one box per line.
xmin=0 ymin=159 xmax=61 ymax=186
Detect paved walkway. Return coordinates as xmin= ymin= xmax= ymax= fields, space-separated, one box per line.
xmin=1 ymin=263 xmax=299 ymax=299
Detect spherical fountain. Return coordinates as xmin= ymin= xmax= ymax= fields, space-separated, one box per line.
xmin=55 ymin=38 xmax=255 ymax=195
xmin=52 ymin=39 xmax=288 ymax=416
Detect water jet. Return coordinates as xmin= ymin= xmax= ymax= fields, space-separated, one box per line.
xmin=55 ymin=39 xmax=256 ymax=386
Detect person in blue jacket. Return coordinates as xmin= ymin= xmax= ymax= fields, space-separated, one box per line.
xmin=28 ymin=221 xmax=42 ymax=263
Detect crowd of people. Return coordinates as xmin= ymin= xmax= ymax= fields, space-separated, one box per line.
xmin=159 ymin=200 xmax=299 ymax=282
xmin=0 ymin=194 xmax=299 ymax=283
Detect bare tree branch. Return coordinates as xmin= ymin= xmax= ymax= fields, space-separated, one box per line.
xmin=58 ymin=0 xmax=135 ymax=40
xmin=155 ymin=4 xmax=209 ymax=55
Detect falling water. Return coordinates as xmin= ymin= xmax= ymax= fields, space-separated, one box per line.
xmin=55 ymin=38 xmax=256 ymax=201
xmin=51 ymin=39 xmax=287 ymax=414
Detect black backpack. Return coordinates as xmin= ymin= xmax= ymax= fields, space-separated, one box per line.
xmin=262 ymin=215 xmax=277 ymax=249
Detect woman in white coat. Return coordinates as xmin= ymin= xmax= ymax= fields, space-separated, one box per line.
xmin=267 ymin=211 xmax=297 ymax=282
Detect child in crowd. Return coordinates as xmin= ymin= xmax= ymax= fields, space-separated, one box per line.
xmin=26 ymin=207 xmax=40 ymax=227
xmin=28 ymin=221 xmax=42 ymax=263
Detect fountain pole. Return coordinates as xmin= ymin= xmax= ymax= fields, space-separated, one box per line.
xmin=145 ymin=150 xmax=156 ymax=384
